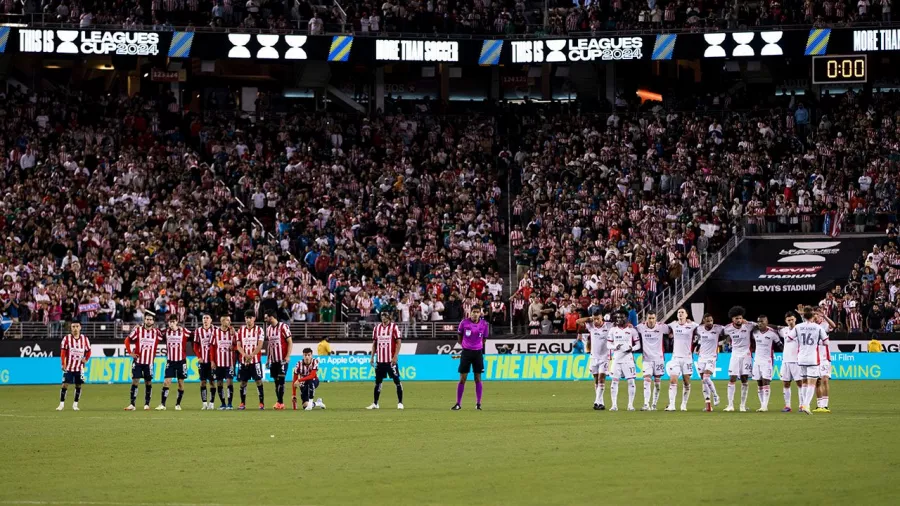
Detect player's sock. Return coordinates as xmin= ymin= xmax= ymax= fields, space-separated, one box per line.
xmin=74 ymin=386 xmax=82 ymax=403
xmin=726 ymin=383 xmax=735 ymax=407
xmin=292 ymin=384 xmax=297 ymax=398
xmin=144 ymin=384 xmax=152 ymax=406
xmin=374 ymin=382 xmax=383 ymax=404
xmin=276 ymin=380 xmax=284 ymax=404
xmin=227 ymin=385 xmax=234 ymax=405
xmin=201 ymin=386 xmax=208 ymax=403
xmin=216 ymin=386 xmax=225 ymax=404
xmin=822 ymin=396 xmax=829 ymax=408
xmin=240 ymin=385 xmax=247 ymax=405
xmin=762 ymin=386 xmax=770 ymax=410
xmin=740 ymin=383 xmax=749 ymax=409
xmin=626 ymin=379 xmax=636 ymax=409
xmin=653 ymin=380 xmax=661 ymax=407
xmin=594 ymin=383 xmax=603 ymax=405
xmin=707 ymin=377 xmax=719 ymax=401
xmin=757 ymin=386 xmax=764 ymax=406
xmin=59 ymin=387 xmax=67 ymax=403
xmin=610 ymin=379 xmax=619 ymax=408
xmin=475 ymin=382 xmax=482 ymax=405
xmin=701 ymin=379 xmax=709 ymax=400
xmin=161 ymin=387 xmax=169 ymax=406
xmin=397 ymin=381 xmax=404 ymax=403
xmin=643 ymin=379 xmax=652 ymax=406
xmin=681 ymin=384 xmax=691 ymax=407
xmin=129 ymin=384 xmax=137 ymax=406
xmin=176 ymin=389 xmax=184 ymax=406
xmin=456 ymin=382 xmax=465 ymax=405
xmin=783 ymin=386 xmax=791 ymax=407
xmin=668 ymin=383 xmax=677 ymax=407
xmin=256 ymin=384 xmax=264 ymax=403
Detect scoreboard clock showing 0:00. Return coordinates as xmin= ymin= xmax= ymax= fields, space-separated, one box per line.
xmin=812 ymin=55 xmax=867 ymax=84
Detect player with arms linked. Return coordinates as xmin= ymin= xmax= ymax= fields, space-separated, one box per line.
xmin=264 ymin=310 xmax=292 ymax=410
xmin=796 ymin=306 xmax=829 ymax=415
xmin=576 ymin=310 xmax=611 ymax=410
xmin=367 ymin=310 xmax=404 ymax=410
xmin=192 ymin=314 xmax=217 ymax=410
xmin=156 ymin=315 xmax=190 ymax=410
xmin=212 ymin=316 xmax=237 ymax=409
xmin=124 ymin=312 xmax=162 ymax=411
xmin=57 ymin=320 xmax=91 ymax=411
xmin=236 ymin=310 xmax=266 ymax=410
xmin=606 ymin=310 xmax=641 ymax=411
xmin=453 ymin=305 xmax=490 ymax=410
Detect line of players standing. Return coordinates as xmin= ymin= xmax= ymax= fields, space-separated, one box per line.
xmin=580 ymin=305 xmax=833 ymax=415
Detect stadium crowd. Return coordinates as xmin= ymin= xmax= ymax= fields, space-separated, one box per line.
xmin=0 ymin=87 xmax=506 ymax=331
xmin=7 ymin=0 xmax=897 ymax=34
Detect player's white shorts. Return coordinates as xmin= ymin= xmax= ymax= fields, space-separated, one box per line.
xmin=666 ymin=357 xmax=694 ymax=377
xmin=611 ymin=358 xmax=637 ymax=380
xmin=799 ymin=365 xmax=820 ymax=379
xmin=642 ymin=359 xmax=666 ymax=378
xmin=589 ymin=357 xmax=609 ymax=375
xmin=728 ymin=355 xmax=753 ymax=376
xmin=697 ymin=356 xmax=717 ymax=374
xmin=819 ymin=362 xmax=832 ymax=378
xmin=780 ymin=362 xmax=801 ymax=382
xmin=752 ymin=361 xmax=774 ymax=381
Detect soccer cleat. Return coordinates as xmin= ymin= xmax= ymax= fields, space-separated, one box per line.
xmin=155 ymin=405 xmax=167 ymax=411
xmin=713 ymin=395 xmax=721 ymax=406
xmin=259 ymin=403 xmax=265 ymax=410
xmin=705 ymin=400 xmax=712 ymax=411
xmin=757 ymin=408 xmax=768 ymax=412
xmin=640 ymin=405 xmax=651 ymax=411
xmin=218 ymin=405 xmax=227 ymax=411
xmin=398 ymin=403 xmax=404 ymax=410
xmin=800 ymin=406 xmax=812 ymax=415
xmin=175 ymin=405 xmax=182 ymax=411
xmin=273 ymin=403 xmax=285 ymax=410
xmin=664 ymin=405 xmax=676 ymax=412
xmin=680 ymin=405 xmax=688 ymax=412
xmin=739 ymin=406 xmax=748 ymax=413
xmin=593 ymin=403 xmax=601 ymax=410
xmin=304 ymin=404 xmax=313 ymax=411
xmin=450 ymin=404 xmax=460 ymax=411
xmin=627 ymin=407 xmax=635 ymax=411
xmin=56 ymin=403 xmax=65 ymax=411
xmin=238 ymin=403 xmax=246 ymax=410
xmin=813 ymin=407 xmax=828 ymax=413
xmin=292 ymin=397 xmax=298 ymax=410
xmin=143 ymin=405 xmax=151 ymax=411
xmin=124 ymin=405 xmax=136 ymax=411
xmin=315 ymin=398 xmax=326 ymax=410
xmin=597 ymin=404 xmax=606 ymax=411
xmin=782 ymin=406 xmax=792 ymax=413
xmin=821 ymin=407 xmax=831 ymax=413
xmin=368 ymin=403 xmax=381 ymax=410
xmin=72 ymin=404 xmax=79 ymax=411
xmin=724 ymin=406 xmax=735 ymax=412
xmin=200 ymin=404 xmax=207 ymax=411
xmin=651 ymin=404 xmax=658 ymax=411
xmin=226 ymin=405 xmax=234 ymax=410
xmin=476 ymin=404 xmax=482 ymax=410
xmin=609 ymin=406 xmax=619 ymax=411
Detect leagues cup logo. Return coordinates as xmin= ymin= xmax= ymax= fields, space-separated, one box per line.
xmin=69 ymin=31 xmax=160 ymax=55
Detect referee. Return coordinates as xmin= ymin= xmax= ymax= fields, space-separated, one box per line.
xmin=453 ymin=305 xmax=490 ymax=411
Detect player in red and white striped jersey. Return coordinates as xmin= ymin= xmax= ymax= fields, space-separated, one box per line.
xmin=367 ymin=311 xmax=404 ymax=410
xmin=57 ymin=321 xmax=91 ymax=411
xmin=292 ymin=348 xmax=325 ymax=410
xmin=264 ymin=311 xmax=292 ymax=410
xmin=124 ymin=312 xmax=162 ymax=410
xmin=193 ymin=314 xmax=217 ymax=410
xmin=156 ymin=315 xmax=190 ymax=411
xmin=212 ymin=316 xmax=238 ymax=409
xmin=236 ymin=310 xmax=266 ymax=410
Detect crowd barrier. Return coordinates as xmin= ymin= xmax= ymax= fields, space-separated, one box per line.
xmin=0 ymin=353 xmax=895 ymax=385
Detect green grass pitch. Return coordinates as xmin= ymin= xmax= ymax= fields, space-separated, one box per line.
xmin=1 ymin=381 xmax=898 ymax=506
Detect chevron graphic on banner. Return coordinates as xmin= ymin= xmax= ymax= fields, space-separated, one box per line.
xmin=168 ymin=32 xmax=194 ymax=58
xmin=328 ymin=35 xmax=353 ymax=61
xmin=651 ymin=34 xmax=676 ymax=60
xmin=479 ymin=40 xmax=503 ymax=65
xmin=805 ymin=28 xmax=831 ymax=56
xmin=0 ymin=27 xmax=9 ymax=53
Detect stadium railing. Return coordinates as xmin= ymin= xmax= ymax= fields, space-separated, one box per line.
xmin=0 ymin=321 xmax=464 ymax=341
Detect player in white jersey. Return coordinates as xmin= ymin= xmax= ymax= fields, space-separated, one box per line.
xmin=779 ymin=311 xmax=802 ymax=412
xmin=795 ymin=306 xmax=829 ymax=415
xmin=577 ymin=311 xmax=611 ymax=410
xmin=666 ymin=308 xmax=698 ymax=411
xmin=695 ymin=314 xmax=724 ymax=411
xmin=606 ymin=310 xmax=640 ymax=411
xmin=723 ymin=306 xmax=756 ymax=412
xmin=636 ymin=314 xmax=670 ymax=411
xmin=813 ymin=310 xmax=836 ymax=413
xmin=751 ymin=315 xmax=781 ymax=412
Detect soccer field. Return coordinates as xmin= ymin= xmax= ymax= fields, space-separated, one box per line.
xmin=1 ymin=381 xmax=898 ymax=506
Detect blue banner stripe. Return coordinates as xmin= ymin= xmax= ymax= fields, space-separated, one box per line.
xmin=652 ymin=34 xmax=676 ymax=60
xmin=168 ymin=32 xmax=194 ymax=58
xmin=804 ymin=28 xmax=831 ymax=56
xmin=479 ymin=40 xmax=503 ymax=65
xmin=328 ymin=35 xmax=353 ymax=61
xmin=0 ymin=27 xmax=9 ymax=53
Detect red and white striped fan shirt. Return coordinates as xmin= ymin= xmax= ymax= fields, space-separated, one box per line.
xmin=61 ymin=334 xmax=92 ymax=372
xmin=193 ymin=326 xmax=216 ymax=363
xmin=126 ymin=326 xmax=162 ymax=365
xmin=266 ymin=322 xmax=292 ymax=363
xmin=237 ymin=326 xmax=265 ymax=365
xmin=212 ymin=327 xmax=237 ymax=367
xmin=373 ymin=323 xmax=400 ymax=363
xmin=294 ymin=358 xmax=319 ymax=380
xmin=164 ymin=327 xmax=190 ymax=361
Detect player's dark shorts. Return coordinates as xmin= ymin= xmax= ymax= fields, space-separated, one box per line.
xmin=298 ymin=378 xmax=320 ymax=402
xmin=375 ymin=362 xmax=401 ymax=382
xmin=131 ymin=362 xmax=153 ymax=381
xmin=269 ymin=361 xmax=288 ymax=378
xmin=239 ymin=363 xmax=263 ymax=382
xmin=215 ymin=366 xmax=234 ymax=381
xmin=62 ymin=371 xmax=84 ymax=385
xmin=198 ymin=362 xmax=215 ymax=382
xmin=458 ymin=349 xmax=485 ymax=374
xmin=164 ymin=360 xmax=187 ymax=380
